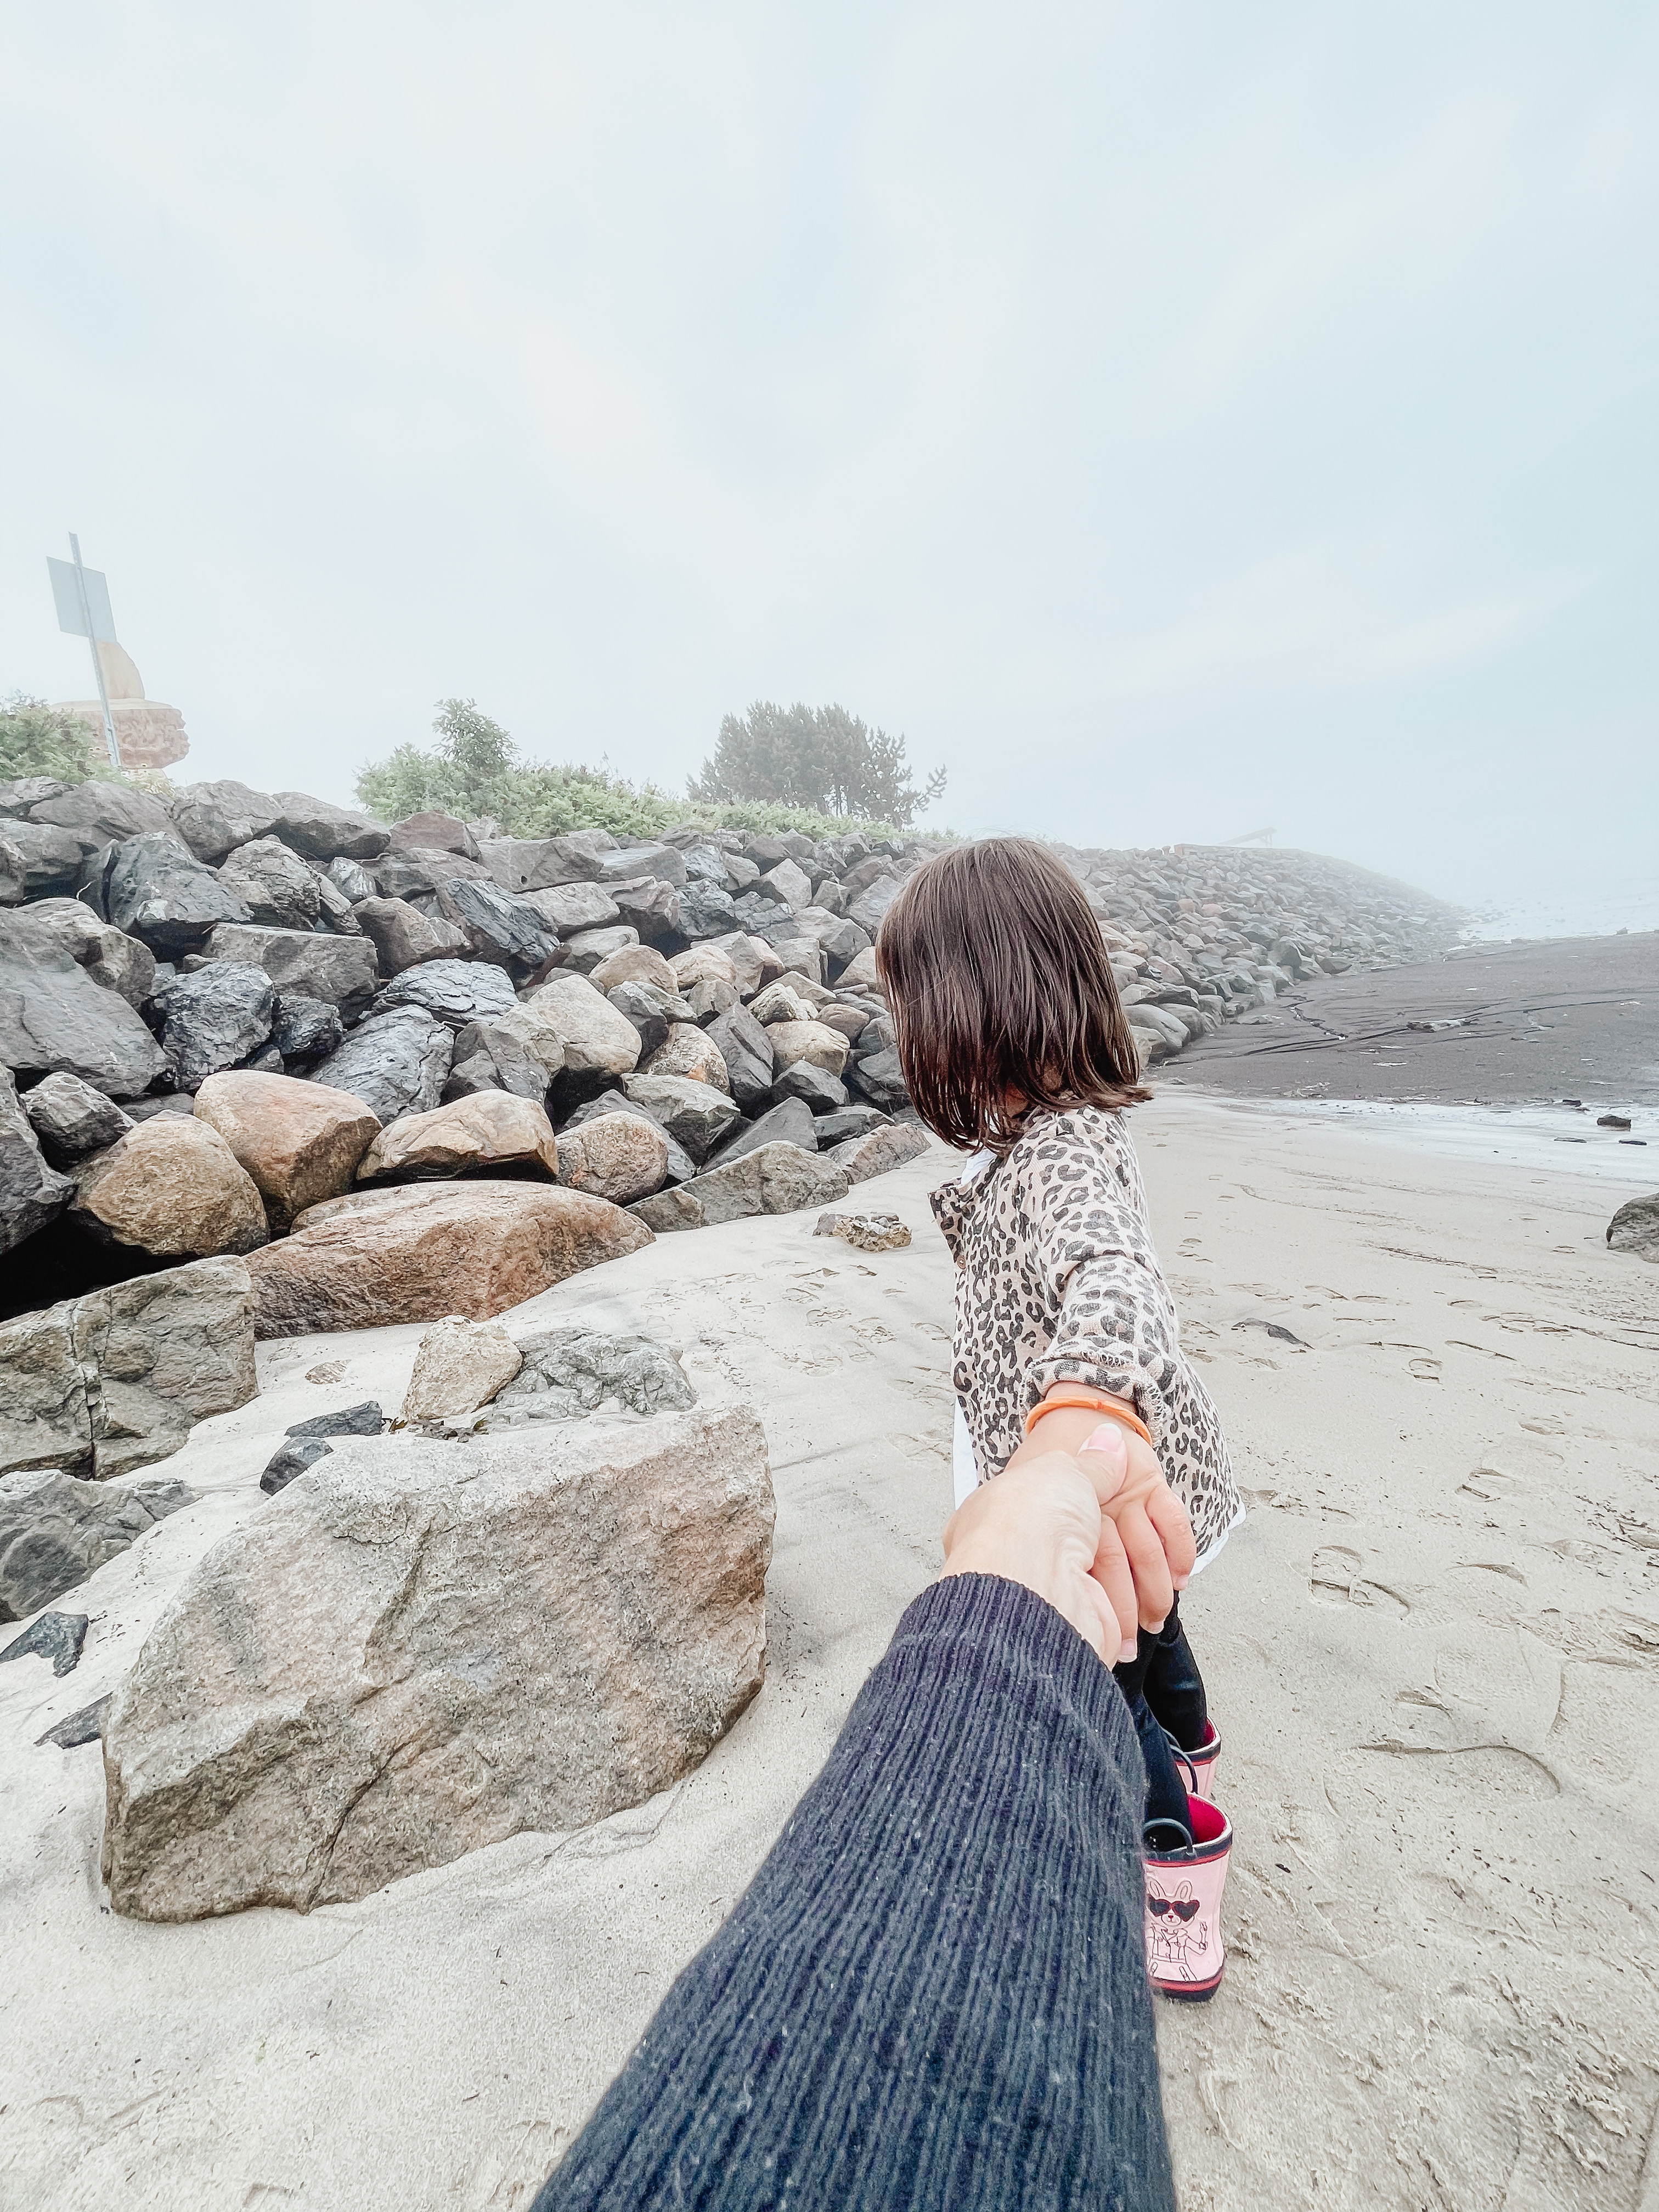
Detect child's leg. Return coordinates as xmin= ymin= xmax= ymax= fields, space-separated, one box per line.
xmin=1114 ymin=1633 xmax=1190 ymax=1831
xmin=1143 ymin=1596 xmax=1209 ymax=1752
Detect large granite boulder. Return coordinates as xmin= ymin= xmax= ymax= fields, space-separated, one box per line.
xmin=105 ymin=833 xmax=251 ymax=954
xmin=193 ymin=1071 xmax=380 ymax=1229
xmin=825 ymin=1120 xmax=932 ymax=1184
xmin=7 ymin=899 xmax=156 ymax=1007
xmin=150 ymin=962 xmax=276 ymax=1091
xmin=674 ymin=880 xmax=742 ymax=941
xmin=100 ymin=1403 xmax=772 ymax=1918
xmin=522 ymin=972 xmax=643 ymax=1081
xmin=609 ymin=878 xmax=682 ymax=944
xmin=478 ymin=831 xmax=616 ymax=894
xmin=1607 ymin=1193 xmax=1659 ymax=1261
xmin=589 ymin=942 xmax=676 ymax=994
xmin=632 ymin=1141 xmax=850 ymax=1233
xmin=399 ymin=1316 xmax=522 ymax=1423
xmin=594 ymin=842 xmax=687 ymax=888
xmin=20 ymin=1070 xmax=133 ymax=1168
xmin=351 ymin=895 xmax=472 ymax=975
xmin=767 ymin=1018 xmax=849 ymax=1077
xmin=356 ymin=1091 xmax=558 ymax=1183
xmin=0 ymin=1066 xmax=74 ymax=1251
xmin=303 ymin=1008 xmax=452 ymax=1125
xmin=554 ymin=1110 xmax=669 ymax=1205
xmin=0 ymin=921 xmax=167 ymax=1097
xmin=373 ymin=848 xmax=492 ymax=902
xmin=170 ymin=779 xmax=281 ymax=864
xmin=385 ymin=811 xmax=479 ymax=858
xmin=202 ymin=925 xmax=379 ymax=1020
xmin=213 ymin=835 xmax=321 ymax=929
xmin=847 ymin=1046 xmax=909 ymax=1111
xmin=703 ymin=1097 xmax=817 ymax=1167
xmin=847 ymin=874 xmax=902 ymax=937
xmin=268 ymin=793 xmax=390 ymax=862
xmin=248 ymin=1182 xmax=652 ymax=1335
xmin=0 ymin=1469 xmax=196 ymax=1621
xmin=562 ymin=1091 xmax=697 ymax=1184
xmin=0 ymin=1257 xmax=257 ymax=1480
xmin=641 ymin=1023 xmax=731 ymax=1092
xmin=71 ymin=1117 xmax=269 ymax=1259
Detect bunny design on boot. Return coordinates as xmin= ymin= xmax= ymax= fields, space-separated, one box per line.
xmin=1143 ymin=1793 xmax=1232 ymax=2002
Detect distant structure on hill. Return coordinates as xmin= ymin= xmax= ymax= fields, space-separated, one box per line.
xmin=46 ymin=536 xmax=190 ymax=773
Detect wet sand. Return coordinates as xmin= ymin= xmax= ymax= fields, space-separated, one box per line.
xmin=1172 ymin=931 xmax=1659 ymax=1109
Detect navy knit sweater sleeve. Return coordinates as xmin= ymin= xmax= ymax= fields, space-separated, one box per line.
xmin=532 ymin=1572 xmax=1175 ymax=2212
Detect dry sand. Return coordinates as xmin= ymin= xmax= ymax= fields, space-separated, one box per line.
xmin=2 ymin=1098 xmax=1656 ymax=2210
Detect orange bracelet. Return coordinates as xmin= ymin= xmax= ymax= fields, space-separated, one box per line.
xmin=1023 ymin=1389 xmax=1154 ymax=1451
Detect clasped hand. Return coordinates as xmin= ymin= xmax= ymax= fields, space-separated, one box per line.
xmin=941 ymin=1422 xmax=1195 ymax=1666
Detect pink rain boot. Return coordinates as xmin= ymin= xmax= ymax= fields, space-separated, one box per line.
xmin=1177 ymin=1720 xmax=1222 ymax=1803
xmin=1143 ymin=1795 xmax=1232 ymax=2002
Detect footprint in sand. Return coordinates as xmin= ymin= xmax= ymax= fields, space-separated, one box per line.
xmin=1310 ymin=1545 xmax=1410 ymax=1616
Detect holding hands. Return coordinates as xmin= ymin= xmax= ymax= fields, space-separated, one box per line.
xmin=941 ymin=1406 xmax=1195 ymax=1664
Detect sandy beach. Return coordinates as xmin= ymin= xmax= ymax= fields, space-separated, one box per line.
xmin=2 ymin=1092 xmax=1656 ymax=2211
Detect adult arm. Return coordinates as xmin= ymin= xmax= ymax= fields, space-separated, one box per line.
xmin=532 ymin=1470 xmax=1176 ymax=2212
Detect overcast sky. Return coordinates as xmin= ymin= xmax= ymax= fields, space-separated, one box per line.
xmin=3 ymin=3 xmax=1654 ymax=922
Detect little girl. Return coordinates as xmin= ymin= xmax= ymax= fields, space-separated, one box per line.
xmin=876 ymin=836 xmax=1244 ymax=2000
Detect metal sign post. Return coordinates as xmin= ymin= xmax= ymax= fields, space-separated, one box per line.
xmin=46 ymin=535 xmax=122 ymax=768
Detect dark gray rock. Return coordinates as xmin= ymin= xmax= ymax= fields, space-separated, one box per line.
xmin=706 ymin=1003 xmax=776 ymax=1109
xmin=704 ymin=1097 xmax=818 ymax=1168
xmin=609 ymin=878 xmax=682 ymax=942
xmin=268 ymin=792 xmax=390 ymax=862
xmin=306 ymin=1008 xmax=452 ymax=1125
xmin=678 ymin=842 xmax=735 ymax=886
xmin=619 ymin=1073 xmax=742 ymax=1164
xmin=847 ymin=875 xmax=902 ymax=938
xmin=607 ymin=980 xmax=694 ymax=1060
xmin=260 ymin=1398 xmax=384 ymax=1494
xmin=520 ymin=881 xmax=622 ymax=937
xmin=370 ymin=960 xmax=517 ymax=1030
xmin=214 ymin=835 xmax=322 ymax=928
xmin=352 ymin=894 xmax=471 ymax=975
xmin=9 ymin=898 xmax=156 ymax=1008
xmin=36 ymin=1694 xmax=110 ymax=1748
xmin=814 ymin=1104 xmax=893 ymax=1146
xmin=0 ymin=1066 xmax=75 ymax=1250
xmin=202 ymin=925 xmax=379 ymax=1020
xmin=0 ymin=918 xmax=168 ymax=1097
xmin=386 ymin=812 xmax=479 ymax=859
xmin=0 ymin=778 xmax=69 ymax=816
xmin=373 ymin=847 xmax=493 ymax=902
xmin=106 ymin=832 xmax=251 ymax=955
xmin=123 ymin=1093 xmax=196 ymax=1124
xmin=848 ymin=1047 xmax=909 ymax=1113
xmin=326 ymin=854 xmax=377 ymax=902
xmin=477 ymin=830 xmax=617 ymax=893
xmin=21 ymin=1070 xmax=133 ymax=1168
xmin=594 ymin=843 xmax=687 ymax=888
xmin=675 ymin=880 xmax=742 ymax=941
xmin=561 ymin=1090 xmax=697 ymax=1183
xmin=774 ymin=1060 xmax=850 ymax=1114
xmin=440 ymin=1051 xmax=503 ymax=1102
xmin=631 ymin=1139 xmax=850 ymax=1233
xmin=0 ymin=1607 xmax=87 ymax=1675
xmin=0 ymin=1469 xmax=198 ymax=1620
xmin=1 ymin=819 xmax=104 ymax=898
xmin=730 ymin=895 xmax=802 ymax=948
xmin=171 ymin=780 xmax=281 ymax=864
xmin=800 ymin=908 xmax=871 ymax=968
xmin=434 ymin=878 xmax=563 ymax=970
xmin=270 ymin=995 xmax=344 ymax=1063
xmin=31 ymin=782 xmax=175 ymax=843
xmin=151 ymin=963 xmax=276 ymax=1092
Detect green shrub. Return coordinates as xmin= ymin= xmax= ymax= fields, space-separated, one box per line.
xmin=357 ymin=700 xmax=924 ymax=845
xmin=0 ymin=695 xmax=118 ymax=784
xmin=689 ymin=701 xmax=946 ymax=826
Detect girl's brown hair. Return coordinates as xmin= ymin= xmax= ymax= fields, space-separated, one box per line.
xmin=875 ymin=836 xmax=1149 ymax=1152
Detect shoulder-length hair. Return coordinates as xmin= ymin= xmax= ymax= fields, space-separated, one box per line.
xmin=874 ymin=836 xmax=1149 ymax=1152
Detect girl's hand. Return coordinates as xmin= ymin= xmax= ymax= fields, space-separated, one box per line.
xmin=1076 ymin=1420 xmax=1196 ymax=1635
xmin=941 ymin=1449 xmax=1133 ymax=1662
xmin=998 ymin=1394 xmax=1197 ymax=1637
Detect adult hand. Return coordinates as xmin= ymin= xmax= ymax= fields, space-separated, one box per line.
xmin=941 ymin=1449 xmax=1142 ymax=1663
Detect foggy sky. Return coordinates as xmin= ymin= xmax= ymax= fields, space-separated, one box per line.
xmin=3 ymin=3 xmax=1655 ymax=924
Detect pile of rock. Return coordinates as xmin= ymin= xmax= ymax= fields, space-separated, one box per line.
xmin=0 ymin=776 xmax=1462 ymax=1355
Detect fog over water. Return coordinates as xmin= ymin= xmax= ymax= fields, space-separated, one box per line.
xmin=2 ymin=4 xmax=1654 ymax=934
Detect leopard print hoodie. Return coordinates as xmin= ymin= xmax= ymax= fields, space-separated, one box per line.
xmin=930 ymin=1103 xmax=1243 ymax=1567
